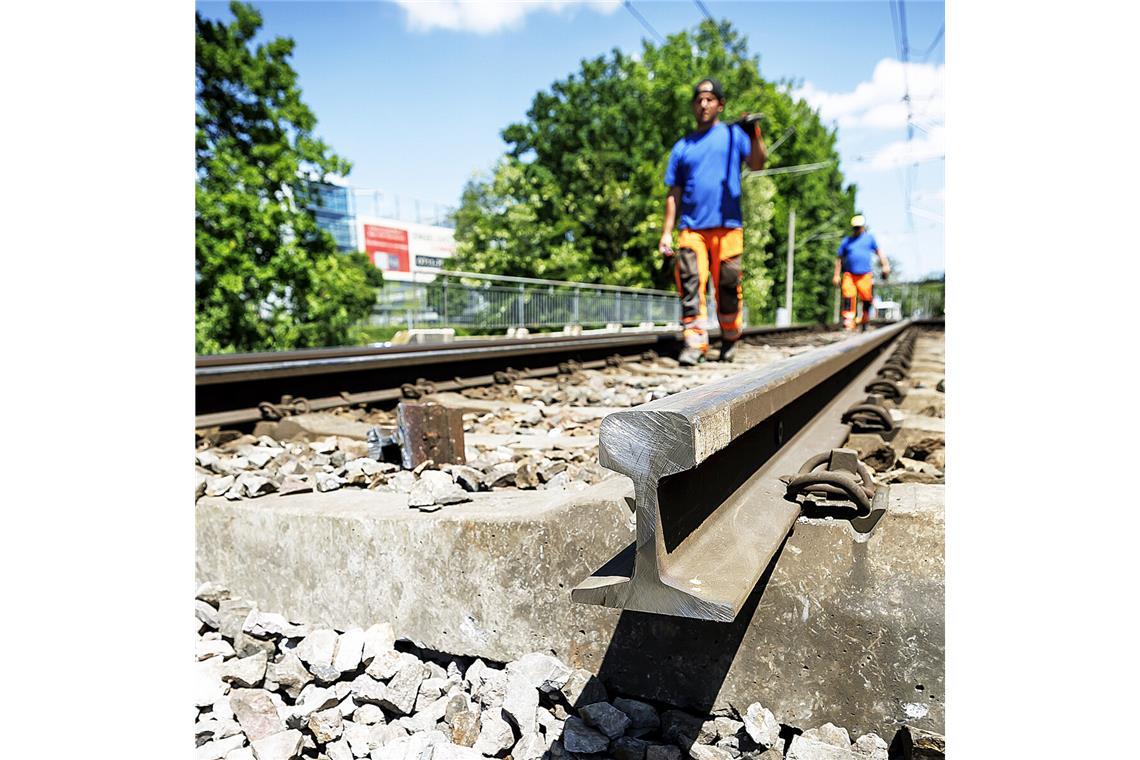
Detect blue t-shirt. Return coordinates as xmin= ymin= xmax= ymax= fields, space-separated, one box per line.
xmin=837 ymin=232 xmax=879 ymax=276
xmin=664 ymin=122 xmax=751 ymax=230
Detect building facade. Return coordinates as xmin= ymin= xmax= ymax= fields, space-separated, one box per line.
xmin=303 ymin=181 xmax=356 ymax=251
xmin=357 ymin=215 xmax=456 ymax=282
xmin=302 ymin=181 xmax=457 ymax=280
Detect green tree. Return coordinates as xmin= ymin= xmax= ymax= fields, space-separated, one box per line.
xmin=196 ymin=1 xmax=382 ymax=354
xmin=452 ymin=19 xmax=855 ymax=323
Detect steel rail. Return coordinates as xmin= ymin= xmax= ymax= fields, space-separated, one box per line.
xmin=198 ymin=334 xmax=665 ymax=385
xmin=571 ymin=319 xmax=912 ymax=622
xmin=194 ymin=358 xmax=612 ymax=429
xmin=194 ymin=323 xmax=831 ymax=430
xmin=196 ymin=324 xmax=819 ymax=385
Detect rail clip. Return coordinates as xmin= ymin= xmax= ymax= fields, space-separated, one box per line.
xmin=877 ymin=364 xmax=908 ymax=381
xmin=401 ymin=379 xmax=438 ymax=399
xmin=783 ymin=448 xmax=875 ymax=516
xmin=842 ymin=394 xmax=897 ymax=434
xmin=864 ymin=378 xmax=904 ymax=401
xmin=257 ymin=394 xmax=311 ymax=420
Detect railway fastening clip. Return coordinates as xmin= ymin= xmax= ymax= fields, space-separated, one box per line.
xmin=257 ymin=394 xmax=311 ymax=421
xmin=841 ymin=394 xmax=899 ymax=437
xmin=782 ymin=448 xmax=874 ymax=516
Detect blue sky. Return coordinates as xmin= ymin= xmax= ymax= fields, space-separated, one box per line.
xmin=196 ymin=0 xmax=945 ymax=279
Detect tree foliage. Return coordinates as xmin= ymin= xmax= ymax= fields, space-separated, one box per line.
xmin=196 ymin=1 xmax=381 ymax=354
xmin=452 ymin=20 xmax=855 ymax=323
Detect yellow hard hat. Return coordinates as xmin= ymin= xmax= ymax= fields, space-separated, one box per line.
xmin=850 ymin=214 xmax=866 ymax=227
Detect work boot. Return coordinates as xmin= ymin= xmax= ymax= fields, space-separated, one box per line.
xmin=678 ymin=346 xmax=704 ymax=366
xmin=718 ymin=339 xmax=738 ymax=363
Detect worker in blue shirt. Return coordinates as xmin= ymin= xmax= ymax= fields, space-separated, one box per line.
xmin=658 ymin=78 xmax=767 ymax=365
xmin=833 ymin=214 xmax=890 ymax=330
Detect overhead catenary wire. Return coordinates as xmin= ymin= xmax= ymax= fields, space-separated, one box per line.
xmin=907 ymin=206 xmax=944 ymax=224
xmin=693 ymin=0 xmax=715 ymax=24
xmin=766 ymin=125 xmax=797 ymax=154
xmin=791 ymin=215 xmax=848 ymax=255
xmin=692 ymin=0 xmax=729 ymax=49
xmin=744 ymin=160 xmax=834 ymax=178
xmin=888 ymin=0 xmax=921 ymax=274
xmin=624 ymin=1 xmax=666 ymax=45
xmin=917 ymin=23 xmax=944 ymax=62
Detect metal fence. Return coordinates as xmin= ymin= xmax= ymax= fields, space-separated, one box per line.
xmin=369 ymin=270 xmax=934 ymax=332
xmin=370 ymin=270 xmax=681 ymax=331
xmin=875 ymin=281 xmax=946 ymax=319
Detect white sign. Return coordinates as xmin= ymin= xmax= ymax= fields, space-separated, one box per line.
xmin=355 ymin=215 xmax=455 ymax=282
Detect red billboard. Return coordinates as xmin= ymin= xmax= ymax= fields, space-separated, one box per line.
xmin=363 ymin=224 xmax=410 ymax=272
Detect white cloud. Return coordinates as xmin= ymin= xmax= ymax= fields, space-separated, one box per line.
xmin=865 ymin=125 xmax=945 ymax=171
xmin=795 ymin=58 xmax=944 ymax=131
xmin=394 ymin=0 xmax=621 ymax=35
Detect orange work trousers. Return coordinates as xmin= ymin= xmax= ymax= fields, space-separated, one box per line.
xmin=841 ymin=271 xmax=874 ymax=330
xmin=673 ymin=227 xmax=744 ymax=351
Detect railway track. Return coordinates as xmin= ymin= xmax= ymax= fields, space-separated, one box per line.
xmin=195 ymin=319 xmax=946 ymax=737
xmin=195 ymin=323 xmax=827 ymax=429
xmin=572 ymin=318 xmax=935 ymax=620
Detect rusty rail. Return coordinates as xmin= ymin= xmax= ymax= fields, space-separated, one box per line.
xmin=571 ymin=320 xmax=912 ymax=621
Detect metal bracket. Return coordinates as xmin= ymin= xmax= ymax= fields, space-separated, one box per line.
xmin=257 ymin=394 xmax=311 ymax=421
xmin=395 ymin=401 xmax=466 ymax=469
xmin=557 ymin=360 xmax=583 ymax=376
xmin=400 ymin=379 xmax=438 ymax=399
xmin=882 ymin=355 xmax=911 ymax=372
xmin=783 ymin=449 xmax=875 ymax=516
xmin=877 ymin=364 xmax=908 ymax=381
xmin=493 ymin=368 xmax=521 ymax=385
xmin=864 ymin=378 xmax=904 ymax=401
xmin=841 ymin=394 xmax=897 ymax=434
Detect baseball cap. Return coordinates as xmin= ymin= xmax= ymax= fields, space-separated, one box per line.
xmin=693 ymin=77 xmax=725 ymax=102
xmin=850 ymin=215 xmax=866 ymax=227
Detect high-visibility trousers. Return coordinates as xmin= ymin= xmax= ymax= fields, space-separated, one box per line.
xmin=673 ymin=227 xmax=744 ymax=351
xmin=841 ymin=271 xmax=874 ymax=330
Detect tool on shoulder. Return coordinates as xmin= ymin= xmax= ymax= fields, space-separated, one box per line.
xmin=735 ymin=112 xmax=764 ymax=136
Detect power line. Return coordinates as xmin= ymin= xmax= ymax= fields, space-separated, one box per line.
xmin=744 ymin=160 xmax=835 ymax=178
xmin=908 ymin=206 xmax=944 ymax=224
xmin=889 ymin=0 xmax=919 ymax=273
xmin=918 ymin=23 xmax=944 ymax=62
xmin=888 ymin=0 xmax=904 ymax=60
xmin=800 ymin=211 xmax=849 ymax=246
xmin=624 ymin=1 xmax=666 ymax=45
xmin=692 ymin=0 xmax=728 ymax=49
xmin=889 ymin=1 xmax=913 ymax=143
xmin=693 ymin=0 xmax=715 ymax=25
xmin=915 ymin=88 xmax=942 ymax=118
xmin=767 ymin=125 xmax=797 ymax=154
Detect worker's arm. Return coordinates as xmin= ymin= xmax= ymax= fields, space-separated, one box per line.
xmin=877 ymin=248 xmax=891 ymax=280
xmin=659 ymin=186 xmax=681 ymax=257
xmin=747 ymin=124 xmax=767 ymax=171
xmin=832 ymin=258 xmax=843 ymax=287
